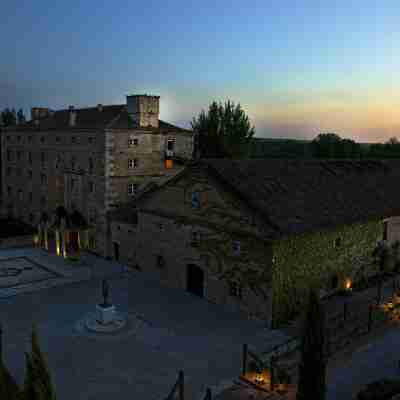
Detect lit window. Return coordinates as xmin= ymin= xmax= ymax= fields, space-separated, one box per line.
xmin=129 ymin=137 xmax=139 ymax=146
xmin=232 ymin=240 xmax=241 ymax=256
xmin=229 ymin=281 xmax=242 ymax=299
xmin=191 ymin=191 xmax=201 ymax=208
xmin=128 ymin=183 xmax=138 ymax=196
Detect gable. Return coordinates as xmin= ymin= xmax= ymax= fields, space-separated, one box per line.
xmin=137 ymin=165 xmax=265 ymax=238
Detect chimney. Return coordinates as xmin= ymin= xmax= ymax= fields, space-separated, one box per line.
xmin=69 ymin=105 xmax=76 ymax=127
xmin=126 ymin=94 xmax=160 ymax=128
xmin=97 ymin=104 xmax=103 ymax=112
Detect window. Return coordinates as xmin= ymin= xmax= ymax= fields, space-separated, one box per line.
xmin=29 ymin=213 xmax=34 ymax=222
xmin=29 ymin=192 xmax=33 ymax=202
xmin=18 ymin=189 xmax=23 ymax=201
xmin=190 ymin=231 xmax=201 ymax=247
xmin=229 ymin=281 xmax=242 ymax=299
xmin=88 ymin=157 xmax=94 ymax=174
xmin=6 ymin=136 xmax=10 ymax=142
xmin=28 ymin=170 xmax=32 ymax=179
xmin=156 ymin=255 xmax=165 ymax=268
xmin=117 ymin=225 xmax=121 ymax=231
xmin=40 ymin=173 xmax=47 ymax=185
xmin=17 ymin=135 xmax=21 ymax=142
xmin=71 ymin=156 xmax=76 ymax=170
xmin=330 ymin=274 xmax=339 ymax=290
xmin=7 ymin=186 xmax=11 ymax=196
xmin=6 ymin=167 xmax=11 ymax=176
xmin=89 ymin=181 xmax=95 ymax=193
xmin=40 ymin=136 xmax=45 ymax=143
xmin=28 ymin=135 xmax=32 ymax=143
xmin=89 ymin=209 xmax=97 ymax=224
xmin=159 ymin=223 xmax=165 ymax=232
xmin=129 ymin=137 xmax=139 ymax=146
xmin=40 ymin=152 xmax=46 ymax=165
xmin=28 ymin=152 xmax=32 ymax=164
xmin=232 ymin=240 xmax=241 ymax=256
xmin=383 ymin=221 xmax=388 ymax=241
xmin=16 ymin=168 xmax=22 ymax=177
xmin=7 ymin=150 xmax=12 ymax=161
xmin=71 ymin=179 xmax=75 ymax=191
xmin=40 ymin=196 xmax=46 ymax=206
xmin=17 ymin=150 xmax=22 ymax=160
xmin=167 ymin=138 xmax=175 ymax=151
xmin=71 ymin=136 xmax=76 ymax=143
xmin=334 ymin=237 xmax=341 ymax=248
xmin=128 ymin=159 xmax=139 ymax=168
xmin=128 ymin=183 xmax=138 ymax=196
xmin=191 ymin=191 xmax=201 ymax=208
xmin=88 ymin=137 xmax=94 ymax=144
xmin=56 ymin=136 xmax=60 ymax=143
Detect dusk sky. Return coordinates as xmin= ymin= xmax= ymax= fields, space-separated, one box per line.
xmin=1 ymin=1 xmax=400 ymax=142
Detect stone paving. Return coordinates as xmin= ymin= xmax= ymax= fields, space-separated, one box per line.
xmin=0 ymin=247 xmax=290 ymax=400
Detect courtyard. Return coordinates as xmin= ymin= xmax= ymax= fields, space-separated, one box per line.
xmin=0 ymin=247 xmax=290 ymax=400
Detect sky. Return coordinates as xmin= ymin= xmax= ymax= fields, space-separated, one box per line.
xmin=1 ymin=0 xmax=400 ymax=142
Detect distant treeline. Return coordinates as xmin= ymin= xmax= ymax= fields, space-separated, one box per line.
xmin=0 ymin=108 xmax=26 ymax=127
xmin=249 ymin=133 xmax=400 ymax=159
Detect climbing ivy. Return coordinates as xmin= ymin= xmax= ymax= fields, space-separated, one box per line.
xmin=271 ymin=219 xmax=383 ymax=327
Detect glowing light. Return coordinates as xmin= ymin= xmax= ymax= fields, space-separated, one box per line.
xmin=345 ymin=279 xmax=352 ymax=290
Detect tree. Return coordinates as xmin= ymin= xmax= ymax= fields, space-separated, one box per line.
xmin=191 ymin=100 xmax=255 ymax=159
xmin=296 ymin=288 xmax=326 ymax=400
xmin=17 ymin=109 xmax=26 ymax=124
xmin=22 ymin=326 xmax=56 ymax=400
xmin=1 ymin=108 xmax=17 ymax=127
xmin=0 ymin=324 xmax=21 ymax=400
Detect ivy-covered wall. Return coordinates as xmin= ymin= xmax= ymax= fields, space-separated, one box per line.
xmin=271 ymin=219 xmax=383 ymax=327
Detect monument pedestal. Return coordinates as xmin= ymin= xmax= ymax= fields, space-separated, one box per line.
xmin=96 ymin=304 xmax=115 ymax=324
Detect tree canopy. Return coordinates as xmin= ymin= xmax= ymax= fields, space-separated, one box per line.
xmin=191 ymin=100 xmax=255 ymax=159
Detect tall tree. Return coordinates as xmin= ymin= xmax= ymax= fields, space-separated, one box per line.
xmin=1 ymin=108 xmax=17 ymax=127
xmin=191 ymin=100 xmax=255 ymax=159
xmin=296 ymin=288 xmax=326 ymax=400
xmin=0 ymin=324 xmax=21 ymax=400
xmin=17 ymin=108 xmax=26 ymax=124
xmin=22 ymin=326 xmax=56 ymax=400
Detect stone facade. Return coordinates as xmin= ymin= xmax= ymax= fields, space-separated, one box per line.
xmin=1 ymin=95 xmax=194 ymax=259
xmin=110 ymin=166 xmax=274 ymax=322
xmin=109 ymin=161 xmax=397 ymax=326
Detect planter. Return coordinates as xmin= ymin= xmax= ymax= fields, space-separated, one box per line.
xmin=96 ymin=304 xmax=115 ymax=324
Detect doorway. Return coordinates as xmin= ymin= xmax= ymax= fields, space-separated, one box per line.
xmin=113 ymin=242 xmax=120 ymax=261
xmin=69 ymin=231 xmax=79 ymax=252
xmin=186 ymin=264 xmax=204 ymax=297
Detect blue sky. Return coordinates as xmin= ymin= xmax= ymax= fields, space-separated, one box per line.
xmin=1 ymin=0 xmax=400 ymax=142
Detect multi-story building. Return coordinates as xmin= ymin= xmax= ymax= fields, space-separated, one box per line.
xmin=0 ymin=94 xmax=195 ymax=258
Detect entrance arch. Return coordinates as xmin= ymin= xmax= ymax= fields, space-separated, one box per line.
xmin=186 ymin=264 xmax=204 ymax=297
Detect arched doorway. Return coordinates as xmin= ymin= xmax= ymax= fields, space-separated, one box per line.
xmin=186 ymin=264 xmax=204 ymax=297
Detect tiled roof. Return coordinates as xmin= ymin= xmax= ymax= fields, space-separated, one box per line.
xmin=202 ymin=159 xmax=400 ymax=239
xmin=8 ymin=104 xmax=192 ymax=133
xmin=109 ymin=159 xmax=399 ymax=240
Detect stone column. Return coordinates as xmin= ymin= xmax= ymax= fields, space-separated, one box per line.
xmin=44 ymin=221 xmax=49 ymax=251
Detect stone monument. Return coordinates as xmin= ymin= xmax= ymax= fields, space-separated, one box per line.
xmin=96 ymin=279 xmax=115 ymax=324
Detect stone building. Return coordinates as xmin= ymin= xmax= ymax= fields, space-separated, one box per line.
xmin=109 ymin=159 xmax=400 ymax=326
xmin=0 ymin=94 xmax=194 ymax=258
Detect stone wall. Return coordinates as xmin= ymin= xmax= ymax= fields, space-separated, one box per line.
xmin=271 ymin=219 xmax=384 ymax=327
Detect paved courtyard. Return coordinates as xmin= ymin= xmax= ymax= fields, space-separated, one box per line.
xmin=0 ymin=247 xmax=290 ymax=400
